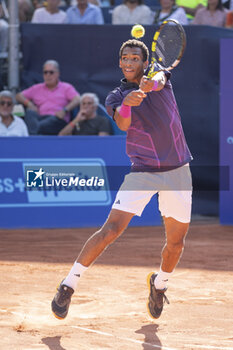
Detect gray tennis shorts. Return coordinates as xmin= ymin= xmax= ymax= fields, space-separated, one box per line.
xmin=112 ymin=164 xmax=192 ymax=223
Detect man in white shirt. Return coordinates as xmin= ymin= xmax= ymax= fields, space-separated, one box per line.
xmin=0 ymin=91 xmax=29 ymax=137
xmin=31 ymin=0 xmax=67 ymax=24
xmin=112 ymin=0 xmax=153 ymax=25
xmin=66 ymin=0 xmax=104 ymax=24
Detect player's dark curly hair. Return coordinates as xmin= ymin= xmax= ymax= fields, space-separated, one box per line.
xmin=119 ymin=39 xmax=149 ymax=62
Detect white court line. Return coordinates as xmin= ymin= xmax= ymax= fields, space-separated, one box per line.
xmin=184 ymin=345 xmax=233 ymax=350
xmin=72 ymin=326 xmax=233 ymax=350
xmin=2 ymin=309 xmax=233 ymax=350
xmin=72 ymin=325 xmax=176 ymax=350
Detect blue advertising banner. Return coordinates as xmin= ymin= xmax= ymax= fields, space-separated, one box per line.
xmin=220 ymin=39 xmax=233 ymax=225
xmin=0 ymin=136 xmax=161 ymax=228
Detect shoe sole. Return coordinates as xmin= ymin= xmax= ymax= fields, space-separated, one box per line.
xmin=52 ymin=310 xmax=65 ymax=320
xmin=146 ymin=272 xmax=158 ymax=319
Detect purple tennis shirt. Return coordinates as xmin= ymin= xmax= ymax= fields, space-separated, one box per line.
xmin=105 ymin=75 xmax=192 ymax=172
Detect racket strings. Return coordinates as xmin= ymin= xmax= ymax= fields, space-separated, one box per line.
xmin=154 ymin=25 xmax=184 ymax=69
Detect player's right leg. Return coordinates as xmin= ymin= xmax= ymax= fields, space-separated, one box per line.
xmin=51 ymin=208 xmax=134 ymax=319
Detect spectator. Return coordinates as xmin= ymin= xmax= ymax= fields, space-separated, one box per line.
xmin=18 ymin=0 xmax=34 ymax=22
xmin=154 ymin=0 xmax=188 ymax=25
xmin=175 ymin=0 xmax=207 ymax=21
xmin=0 ymin=90 xmax=29 ymax=136
xmin=59 ymin=93 xmax=112 ymax=135
xmin=32 ymin=0 xmax=45 ymax=9
xmin=70 ymin=0 xmax=102 ymax=5
xmin=31 ymin=0 xmax=67 ymax=23
xmin=193 ymin=0 xmax=228 ymax=26
xmin=112 ymin=0 xmax=153 ymax=25
xmin=66 ymin=0 xmax=104 ymax=24
xmin=15 ymin=60 xmax=80 ymax=135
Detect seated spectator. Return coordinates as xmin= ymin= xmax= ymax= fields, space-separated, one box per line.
xmin=112 ymin=0 xmax=153 ymax=25
xmin=59 ymin=93 xmax=112 ymax=135
xmin=66 ymin=0 xmax=104 ymax=24
xmin=154 ymin=0 xmax=188 ymax=25
xmin=226 ymin=9 xmax=233 ymax=27
xmin=18 ymin=0 xmax=34 ymax=22
xmin=193 ymin=0 xmax=228 ymax=26
xmin=70 ymin=0 xmax=102 ymax=5
xmin=175 ymin=0 xmax=207 ymax=21
xmin=16 ymin=60 xmax=80 ymax=135
xmin=0 ymin=90 xmax=29 ymax=136
xmin=32 ymin=0 xmax=45 ymax=9
xmin=31 ymin=0 xmax=67 ymax=23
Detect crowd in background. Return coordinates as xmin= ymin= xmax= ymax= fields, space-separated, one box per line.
xmin=0 ymin=0 xmax=233 ymax=136
xmin=1 ymin=0 xmax=233 ymax=29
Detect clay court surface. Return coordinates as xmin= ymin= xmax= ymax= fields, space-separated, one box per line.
xmin=0 ymin=219 xmax=233 ymax=350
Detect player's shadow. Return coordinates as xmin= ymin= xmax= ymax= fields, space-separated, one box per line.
xmin=135 ymin=324 xmax=162 ymax=349
xmin=41 ymin=336 xmax=67 ymax=350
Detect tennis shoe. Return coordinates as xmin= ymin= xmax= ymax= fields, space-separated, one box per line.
xmin=51 ymin=281 xmax=74 ymax=319
xmin=147 ymin=272 xmax=169 ymax=319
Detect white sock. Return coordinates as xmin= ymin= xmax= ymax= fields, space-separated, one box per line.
xmin=62 ymin=262 xmax=88 ymax=291
xmin=154 ymin=268 xmax=172 ymax=290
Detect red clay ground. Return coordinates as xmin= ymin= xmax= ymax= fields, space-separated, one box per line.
xmin=0 ymin=219 xmax=233 ymax=350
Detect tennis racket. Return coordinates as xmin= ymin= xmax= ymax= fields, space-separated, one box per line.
xmin=147 ymin=19 xmax=186 ymax=79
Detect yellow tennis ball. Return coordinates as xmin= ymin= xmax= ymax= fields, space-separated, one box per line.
xmin=131 ymin=25 xmax=145 ymax=39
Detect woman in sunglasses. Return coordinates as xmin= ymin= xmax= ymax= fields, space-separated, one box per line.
xmin=15 ymin=60 xmax=80 ymax=135
xmin=0 ymin=90 xmax=29 ymax=136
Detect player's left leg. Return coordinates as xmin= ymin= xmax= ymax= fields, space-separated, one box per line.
xmin=147 ymin=218 xmax=189 ymax=319
xmin=147 ymin=164 xmax=192 ymax=319
xmin=160 ymin=216 xmax=189 ymax=273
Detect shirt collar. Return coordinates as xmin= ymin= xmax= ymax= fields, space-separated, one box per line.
xmin=120 ymin=78 xmax=139 ymax=91
xmin=43 ymin=81 xmax=60 ymax=91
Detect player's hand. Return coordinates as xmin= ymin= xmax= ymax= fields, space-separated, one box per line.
xmin=123 ymin=90 xmax=147 ymax=106
xmin=139 ymin=76 xmax=154 ymax=93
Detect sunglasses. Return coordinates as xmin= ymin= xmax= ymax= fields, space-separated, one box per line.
xmin=0 ymin=100 xmax=13 ymax=107
xmin=43 ymin=70 xmax=56 ymax=75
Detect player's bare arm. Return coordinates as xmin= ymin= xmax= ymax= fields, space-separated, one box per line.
xmin=114 ymin=90 xmax=146 ymax=131
xmin=139 ymin=72 xmax=167 ymax=93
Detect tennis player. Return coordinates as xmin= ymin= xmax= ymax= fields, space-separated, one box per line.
xmin=51 ymin=39 xmax=192 ymax=320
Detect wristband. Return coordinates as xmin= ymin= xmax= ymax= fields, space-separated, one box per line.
xmin=69 ymin=121 xmax=76 ymax=128
xmin=119 ymin=103 xmax=131 ymax=119
xmin=63 ymin=107 xmax=68 ymax=113
xmin=152 ymin=80 xmax=158 ymax=91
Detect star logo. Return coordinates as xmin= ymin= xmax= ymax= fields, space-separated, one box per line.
xmin=33 ymin=168 xmax=45 ymax=181
xmin=26 ymin=168 xmax=45 ymax=187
